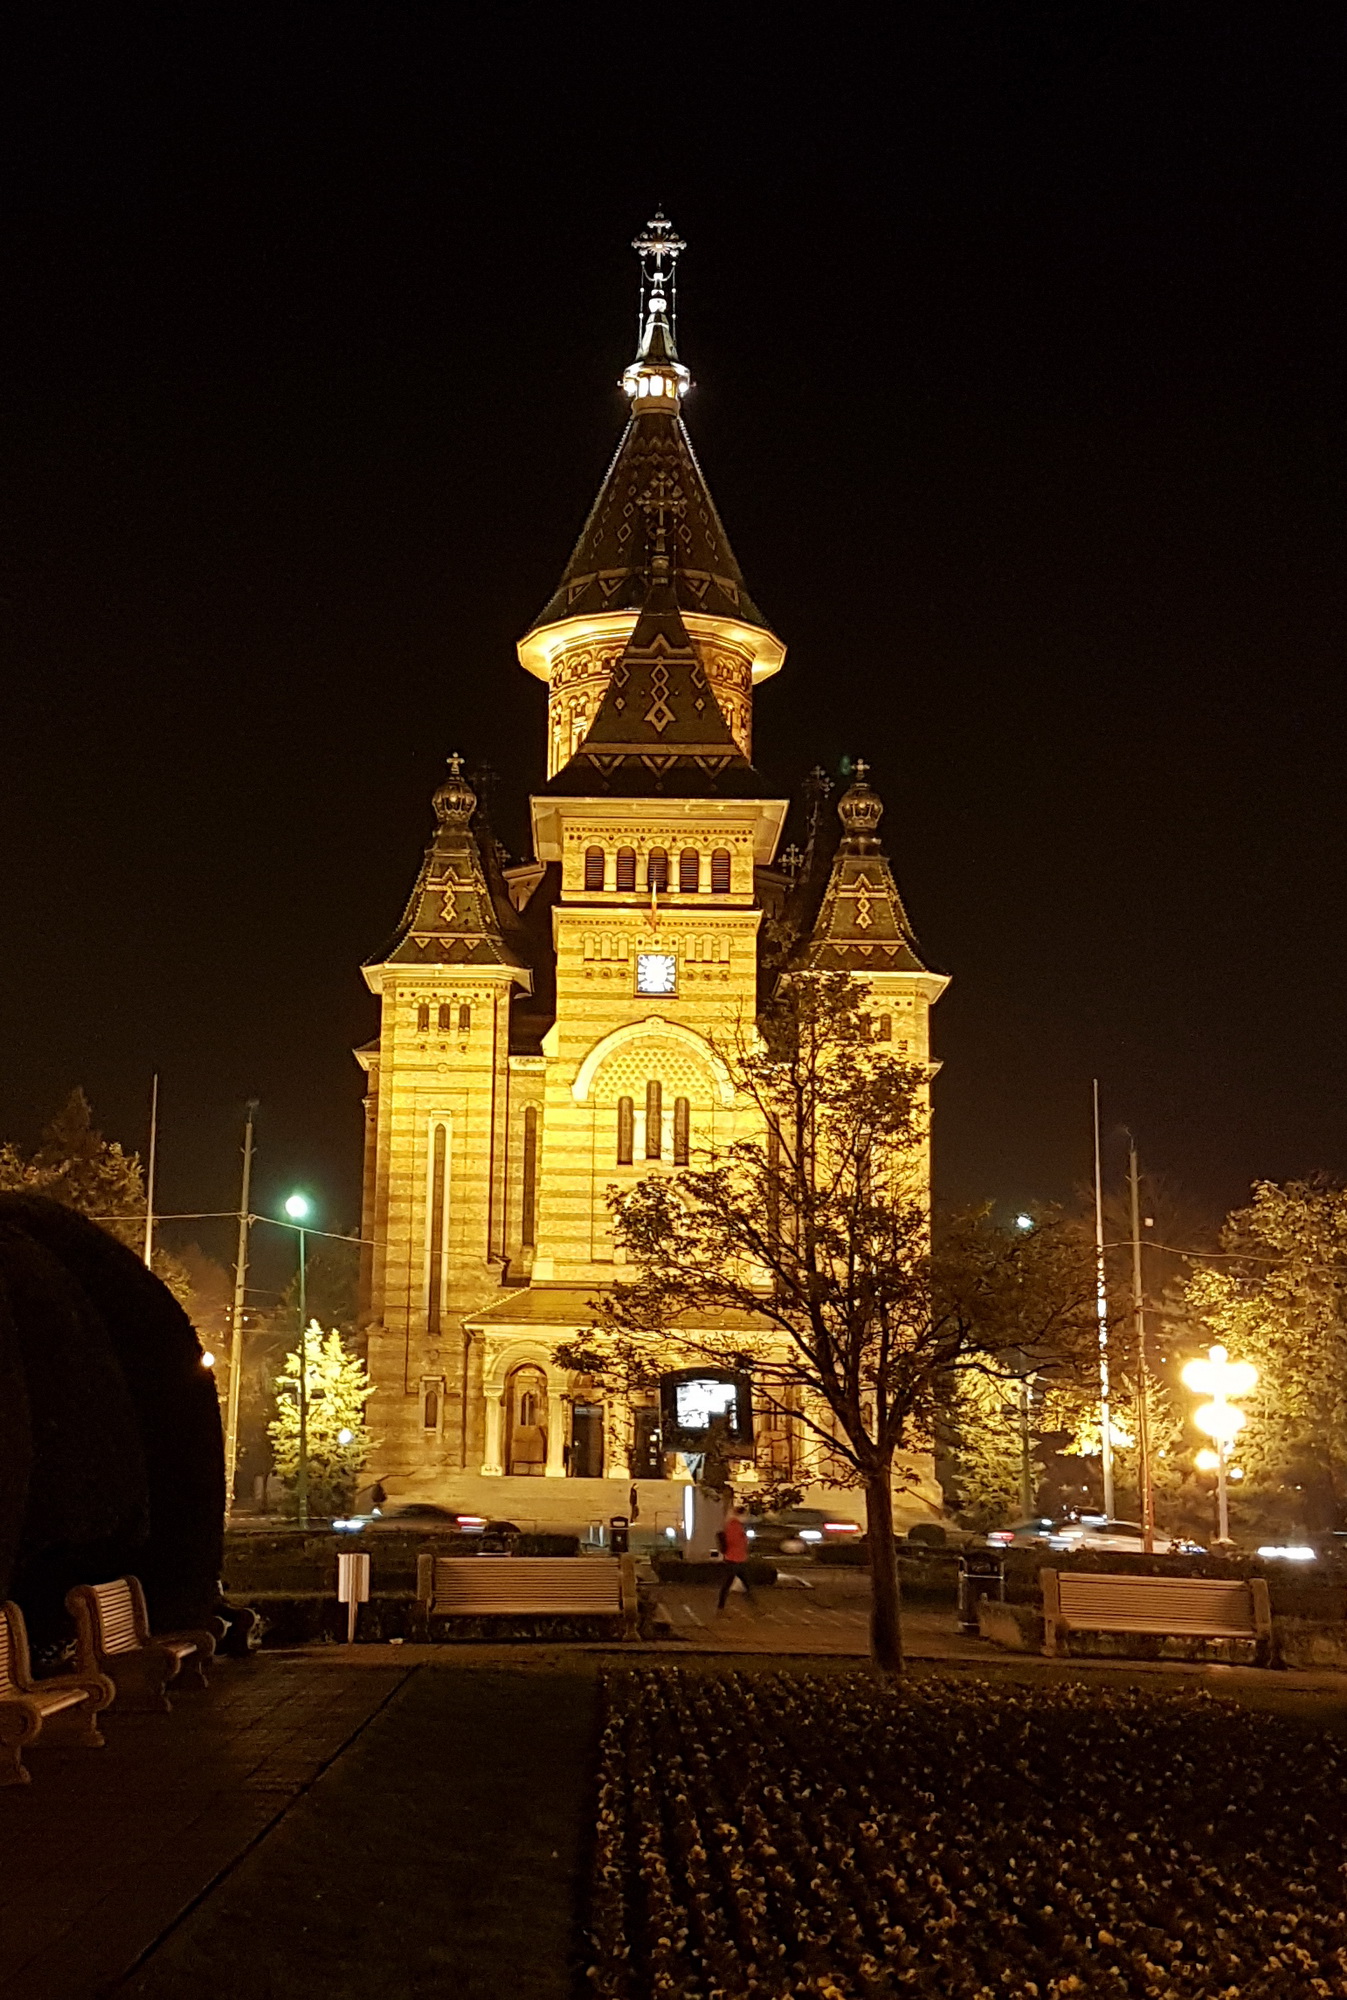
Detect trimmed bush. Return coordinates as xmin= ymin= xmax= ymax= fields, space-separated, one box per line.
xmin=0 ymin=1196 xmax=224 ymax=1641
xmin=650 ymin=1556 xmax=778 ymax=1587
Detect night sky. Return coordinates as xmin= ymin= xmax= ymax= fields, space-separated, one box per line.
xmin=3 ymin=6 xmax=1343 ymax=1267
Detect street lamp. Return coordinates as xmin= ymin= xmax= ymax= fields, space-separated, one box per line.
xmin=1182 ymin=1344 xmax=1257 ymax=1548
xmin=284 ymin=1192 xmax=313 ymax=1529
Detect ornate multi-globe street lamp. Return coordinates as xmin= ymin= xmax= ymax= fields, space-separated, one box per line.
xmin=1182 ymin=1344 xmax=1257 ymax=1547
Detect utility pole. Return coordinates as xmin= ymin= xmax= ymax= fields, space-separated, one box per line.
xmin=1093 ymin=1081 xmax=1115 ymax=1518
xmin=296 ymin=1224 xmax=309 ymax=1531
xmin=223 ymin=1102 xmax=257 ymax=1524
xmin=142 ymin=1074 xmax=159 ymax=1269
xmin=1129 ymin=1139 xmax=1156 ymax=1553
xmin=1018 ymin=1374 xmax=1036 ymax=1518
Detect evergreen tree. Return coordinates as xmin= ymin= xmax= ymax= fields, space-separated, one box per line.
xmin=268 ymin=1325 xmax=376 ymax=1519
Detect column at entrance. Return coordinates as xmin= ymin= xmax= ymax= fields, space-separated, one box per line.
xmin=482 ymin=1391 xmax=504 ymax=1476
xmin=546 ymin=1392 xmax=567 ymax=1476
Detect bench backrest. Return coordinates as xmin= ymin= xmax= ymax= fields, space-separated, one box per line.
xmin=87 ymin=1579 xmax=143 ymax=1655
xmin=421 ymin=1556 xmax=622 ymax=1616
xmin=1056 ymin=1570 xmax=1257 ymax=1634
xmin=0 ymin=1609 xmax=15 ymax=1696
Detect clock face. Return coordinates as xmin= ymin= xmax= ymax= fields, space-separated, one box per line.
xmin=635 ymin=952 xmax=678 ymax=997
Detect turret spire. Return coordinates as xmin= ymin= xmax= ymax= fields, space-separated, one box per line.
xmin=622 ymin=211 xmax=691 ymax=405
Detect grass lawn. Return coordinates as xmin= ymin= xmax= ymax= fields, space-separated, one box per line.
xmin=585 ymin=1667 xmax=1347 ymax=1999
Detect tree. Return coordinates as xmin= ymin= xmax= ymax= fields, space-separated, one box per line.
xmin=559 ymin=974 xmax=1096 ymax=1673
xmin=268 ymin=1324 xmax=376 ymax=1519
xmin=1176 ymin=1179 xmax=1347 ymax=1533
xmin=0 ymin=1089 xmax=196 ymax=1310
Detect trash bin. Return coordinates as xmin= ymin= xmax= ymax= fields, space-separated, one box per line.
xmin=957 ymin=1550 xmax=1005 ymax=1635
xmin=609 ymin=1515 xmax=630 ymax=1556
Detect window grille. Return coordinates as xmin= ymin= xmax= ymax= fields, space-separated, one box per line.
xmin=645 ymin=1079 xmax=663 ymax=1159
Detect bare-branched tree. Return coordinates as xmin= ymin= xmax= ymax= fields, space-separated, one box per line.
xmin=558 ymin=974 xmax=1098 ymax=1673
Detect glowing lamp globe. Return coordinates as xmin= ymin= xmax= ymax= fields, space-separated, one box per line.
xmin=1195 ymin=1447 xmax=1221 ymax=1473
xmin=337 ymin=1428 xmax=354 ymax=1446
xmin=1194 ymin=1399 xmax=1247 ymax=1443
xmin=284 ymin=1193 xmax=312 ymax=1222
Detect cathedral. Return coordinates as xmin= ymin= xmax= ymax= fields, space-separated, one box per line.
xmin=357 ymin=219 xmax=947 ymax=1535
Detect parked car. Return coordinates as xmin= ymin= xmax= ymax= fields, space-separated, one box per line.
xmin=361 ymin=1505 xmax=522 ymax=1550
xmin=745 ymin=1508 xmax=865 ymax=1556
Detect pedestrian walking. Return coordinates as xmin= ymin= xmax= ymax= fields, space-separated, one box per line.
xmin=716 ymin=1506 xmax=753 ymax=1610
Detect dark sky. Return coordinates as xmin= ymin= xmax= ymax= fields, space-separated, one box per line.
xmin=3 ymin=4 xmax=1343 ymax=1265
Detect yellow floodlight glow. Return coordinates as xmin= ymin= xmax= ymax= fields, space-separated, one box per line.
xmin=1195 ymin=1447 xmax=1220 ymax=1473
xmin=1180 ymin=1344 xmax=1258 ymax=1400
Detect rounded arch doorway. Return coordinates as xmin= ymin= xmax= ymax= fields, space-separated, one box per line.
xmin=505 ymin=1363 xmax=549 ymax=1476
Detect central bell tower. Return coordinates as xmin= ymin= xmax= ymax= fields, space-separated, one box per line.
xmin=516 ymin=212 xmax=785 ymax=776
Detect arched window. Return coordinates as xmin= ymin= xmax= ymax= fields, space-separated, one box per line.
xmin=647 ymin=847 xmax=668 ymax=893
xmin=521 ymin=1105 xmax=538 ymax=1246
xmin=710 ymin=848 xmax=732 ymax=893
xmin=584 ymin=846 xmax=605 ymax=891
xmin=416 ymin=1002 xmax=430 ymax=1033
xmin=673 ymin=1096 xmax=690 ymax=1166
xmin=458 ymin=1003 xmax=472 ymax=1034
xmin=679 ymin=848 xmax=700 ymax=893
xmin=438 ymin=1002 xmax=452 ymax=1032
xmin=645 ymin=1078 xmax=663 ymax=1159
xmin=422 ymin=1380 xmax=442 ymax=1431
xmin=616 ymin=846 xmax=637 ymax=891
xmin=616 ymin=1096 xmax=634 ymax=1166
xmin=876 ymin=1014 xmax=892 ymax=1043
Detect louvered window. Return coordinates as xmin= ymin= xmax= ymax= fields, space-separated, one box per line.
xmin=616 ymin=847 xmax=637 ymax=891
xmin=416 ymin=1003 xmax=430 ymax=1033
xmin=647 ymin=848 xmax=668 ymax=893
xmin=458 ymin=1003 xmax=472 ymax=1034
xmin=679 ymin=848 xmax=700 ymax=893
xmin=711 ymin=848 xmax=731 ymax=893
xmin=584 ymin=846 xmax=605 ymax=890
xmin=438 ymin=1003 xmax=453 ymax=1032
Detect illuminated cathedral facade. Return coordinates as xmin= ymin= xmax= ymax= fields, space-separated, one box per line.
xmin=357 ymin=219 xmax=947 ymax=1530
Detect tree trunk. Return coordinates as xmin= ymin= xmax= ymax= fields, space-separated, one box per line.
xmin=864 ymin=1466 xmax=903 ymax=1674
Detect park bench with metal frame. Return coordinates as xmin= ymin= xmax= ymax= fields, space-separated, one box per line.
xmin=66 ymin=1576 xmax=220 ymax=1713
xmin=1040 ymin=1567 xmax=1273 ymax=1662
xmin=0 ymin=1599 xmax=114 ymax=1786
xmin=416 ymin=1554 xmax=638 ymax=1637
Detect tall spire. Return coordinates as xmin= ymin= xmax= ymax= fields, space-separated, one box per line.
xmin=521 ymin=214 xmax=778 ymax=648
xmin=623 ymin=211 xmax=690 ymax=392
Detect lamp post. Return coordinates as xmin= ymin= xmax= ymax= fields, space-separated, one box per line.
xmin=1182 ymin=1344 xmax=1257 ymax=1548
xmin=285 ymin=1193 xmax=313 ymax=1530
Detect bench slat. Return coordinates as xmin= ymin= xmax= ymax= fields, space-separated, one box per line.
xmin=1057 ymin=1573 xmax=1256 ymax=1635
xmin=89 ymin=1581 xmax=141 ymax=1655
xmin=427 ymin=1557 xmax=622 ymax=1617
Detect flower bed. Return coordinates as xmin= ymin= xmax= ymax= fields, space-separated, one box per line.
xmin=585 ymin=1666 xmax=1347 ymax=1997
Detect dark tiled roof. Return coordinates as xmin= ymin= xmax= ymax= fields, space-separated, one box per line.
xmin=525 ymin=408 xmax=774 ymax=636
xmin=369 ymin=763 xmax=531 ymax=974
xmin=543 ymin=576 xmax=765 ymax=798
xmin=795 ymin=772 xmax=934 ymax=976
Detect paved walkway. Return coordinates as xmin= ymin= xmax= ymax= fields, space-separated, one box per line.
xmin=8 ymin=1589 xmax=1347 ymax=1999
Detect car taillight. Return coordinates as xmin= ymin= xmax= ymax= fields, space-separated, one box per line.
xmin=823 ymin=1522 xmax=861 ymax=1533
xmin=987 ymin=1532 xmax=1013 ymax=1545
xmin=456 ymin=1515 xmax=488 ymax=1528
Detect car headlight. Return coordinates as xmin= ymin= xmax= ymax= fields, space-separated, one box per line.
xmin=799 ymin=1530 xmax=823 ymax=1542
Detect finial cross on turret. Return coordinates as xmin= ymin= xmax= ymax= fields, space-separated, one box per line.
xmin=632 ymin=211 xmax=687 ymax=272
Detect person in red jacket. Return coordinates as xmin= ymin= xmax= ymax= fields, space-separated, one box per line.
xmin=716 ymin=1505 xmax=753 ymax=1610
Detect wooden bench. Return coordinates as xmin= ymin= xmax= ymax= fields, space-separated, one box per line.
xmin=1 ymin=1600 xmax=114 ymax=1787
xmin=1041 ymin=1567 xmax=1273 ymax=1663
xmin=416 ymin=1555 xmax=637 ymax=1638
xmin=66 ymin=1577 xmax=219 ymax=1713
